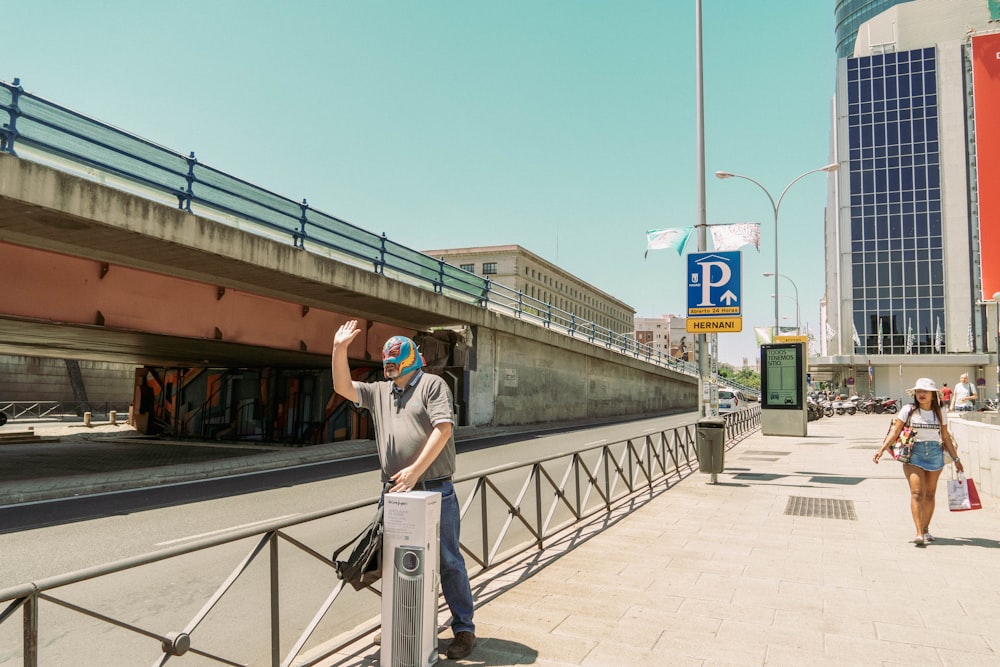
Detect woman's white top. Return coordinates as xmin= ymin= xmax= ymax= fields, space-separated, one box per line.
xmin=898 ymin=404 xmax=946 ymax=442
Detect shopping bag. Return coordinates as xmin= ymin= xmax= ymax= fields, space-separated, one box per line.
xmin=948 ymin=473 xmax=982 ymax=512
xmin=966 ymin=477 xmax=983 ymax=511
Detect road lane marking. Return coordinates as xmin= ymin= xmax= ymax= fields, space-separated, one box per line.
xmin=582 ymin=439 xmax=607 ymax=446
xmin=156 ymin=514 xmax=300 ymax=546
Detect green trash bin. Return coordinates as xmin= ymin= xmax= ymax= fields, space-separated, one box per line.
xmin=696 ymin=416 xmax=726 ymax=474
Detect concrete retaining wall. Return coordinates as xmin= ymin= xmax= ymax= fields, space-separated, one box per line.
xmin=946 ymin=413 xmax=1000 ymax=501
xmin=468 ymin=324 xmax=696 ymax=427
xmin=0 ymin=355 xmax=135 ymax=403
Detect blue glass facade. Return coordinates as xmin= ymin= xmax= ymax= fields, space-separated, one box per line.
xmin=846 ymin=47 xmax=944 ymax=355
xmin=835 ymin=0 xmax=913 ymax=58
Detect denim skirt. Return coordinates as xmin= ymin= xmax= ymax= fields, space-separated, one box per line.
xmin=907 ymin=440 xmax=944 ymax=472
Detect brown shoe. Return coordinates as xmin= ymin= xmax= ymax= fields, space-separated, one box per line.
xmin=446 ymin=631 xmax=476 ymax=660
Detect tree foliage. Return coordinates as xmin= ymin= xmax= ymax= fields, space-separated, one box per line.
xmin=718 ymin=364 xmax=760 ymax=390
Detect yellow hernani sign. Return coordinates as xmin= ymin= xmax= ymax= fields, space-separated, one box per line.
xmin=686 ymin=317 xmax=742 ymax=333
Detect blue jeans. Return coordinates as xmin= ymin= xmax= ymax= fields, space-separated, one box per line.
xmin=436 ymin=481 xmax=475 ymax=634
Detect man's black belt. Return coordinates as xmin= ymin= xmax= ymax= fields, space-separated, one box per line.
xmin=416 ymin=476 xmax=452 ymax=490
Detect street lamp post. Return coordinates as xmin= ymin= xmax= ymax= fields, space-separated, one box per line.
xmin=764 ymin=272 xmax=800 ymax=334
xmin=715 ymin=164 xmax=839 ymax=333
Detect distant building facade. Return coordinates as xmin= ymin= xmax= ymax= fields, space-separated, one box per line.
xmin=424 ymin=244 xmax=635 ymax=335
xmin=633 ymin=314 xmax=695 ymax=362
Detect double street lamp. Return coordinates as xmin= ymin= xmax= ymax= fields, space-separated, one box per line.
xmin=764 ymin=272 xmax=800 ymax=334
xmin=715 ymin=163 xmax=839 ymax=332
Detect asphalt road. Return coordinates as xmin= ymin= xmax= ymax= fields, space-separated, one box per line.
xmin=1 ymin=412 xmax=695 ymax=583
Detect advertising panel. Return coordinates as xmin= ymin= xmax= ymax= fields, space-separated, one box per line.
xmin=760 ymin=344 xmax=803 ymax=410
xmin=972 ymin=33 xmax=1000 ymax=300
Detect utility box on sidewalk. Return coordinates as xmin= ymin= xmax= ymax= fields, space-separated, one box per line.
xmin=381 ymin=491 xmax=441 ymax=667
xmin=696 ymin=416 xmax=726 ymax=477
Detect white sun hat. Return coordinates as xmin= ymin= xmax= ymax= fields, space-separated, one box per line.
xmin=906 ymin=377 xmax=941 ymax=395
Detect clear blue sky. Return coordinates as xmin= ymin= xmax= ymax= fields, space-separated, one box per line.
xmin=3 ymin=1 xmax=836 ymax=366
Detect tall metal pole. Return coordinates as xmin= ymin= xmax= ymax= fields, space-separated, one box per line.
xmin=695 ymin=0 xmax=710 ymax=417
xmin=765 ymin=272 xmax=801 ymax=333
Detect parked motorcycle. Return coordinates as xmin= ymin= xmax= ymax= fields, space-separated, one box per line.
xmin=881 ymin=398 xmax=898 ymax=414
xmin=831 ymin=395 xmax=858 ymax=415
xmin=860 ymin=395 xmax=885 ymax=414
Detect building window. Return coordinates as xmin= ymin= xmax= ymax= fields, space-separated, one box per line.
xmin=460 ymin=263 xmax=474 ymax=273
xmin=483 ymin=262 xmax=497 ymax=275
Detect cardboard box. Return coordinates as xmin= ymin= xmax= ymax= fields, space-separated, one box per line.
xmin=381 ymin=491 xmax=441 ymax=667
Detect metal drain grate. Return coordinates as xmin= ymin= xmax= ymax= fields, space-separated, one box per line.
xmin=785 ymin=496 xmax=857 ymax=520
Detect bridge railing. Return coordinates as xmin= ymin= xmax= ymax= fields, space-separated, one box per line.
xmin=0 ymin=411 xmax=759 ymax=666
xmin=1 ymin=77 xmax=706 ymax=379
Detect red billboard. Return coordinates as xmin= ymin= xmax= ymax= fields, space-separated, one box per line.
xmin=972 ymin=33 xmax=1000 ymax=300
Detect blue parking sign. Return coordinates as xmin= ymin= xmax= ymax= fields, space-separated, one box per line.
xmin=686 ymin=251 xmax=742 ymax=333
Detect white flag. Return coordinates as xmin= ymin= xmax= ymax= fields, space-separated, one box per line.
xmin=825 ymin=322 xmax=836 ymax=341
xmin=934 ymin=317 xmax=943 ymax=352
xmin=645 ymin=227 xmax=693 ymax=257
xmin=877 ymin=318 xmax=884 ymax=355
xmin=906 ymin=318 xmax=914 ymax=354
xmin=710 ymin=222 xmax=761 ymax=252
xmin=852 ymin=323 xmax=861 ymax=347
xmin=968 ymin=321 xmax=975 ymax=350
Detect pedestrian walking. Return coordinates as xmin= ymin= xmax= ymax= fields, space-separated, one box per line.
xmin=331 ymin=321 xmax=477 ymax=659
xmin=873 ymin=378 xmax=963 ymax=546
xmin=951 ymin=373 xmax=977 ymax=411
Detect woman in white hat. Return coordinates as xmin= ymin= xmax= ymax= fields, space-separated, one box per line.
xmin=873 ymin=377 xmax=963 ymax=546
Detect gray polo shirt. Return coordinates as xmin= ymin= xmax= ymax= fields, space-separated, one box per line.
xmin=354 ymin=370 xmax=456 ymax=482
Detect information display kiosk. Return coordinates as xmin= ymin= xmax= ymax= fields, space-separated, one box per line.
xmin=760 ymin=343 xmax=807 ymax=436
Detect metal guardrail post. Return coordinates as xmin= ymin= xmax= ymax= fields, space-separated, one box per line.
xmin=375 ymin=233 xmax=387 ymax=274
xmin=435 ymin=257 xmax=445 ymax=294
xmin=179 ymin=151 xmax=196 ymax=212
xmin=295 ymin=199 xmax=308 ymax=249
xmin=481 ymin=277 xmax=491 ymax=307
xmin=270 ymin=536 xmax=280 ymax=667
xmin=23 ymin=592 xmax=37 ymax=667
xmin=1 ymin=78 xmax=22 ymax=156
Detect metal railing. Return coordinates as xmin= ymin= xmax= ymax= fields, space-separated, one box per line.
xmin=0 ymin=77 xmax=715 ymax=381
xmin=0 ymin=401 xmax=131 ymax=421
xmin=0 ymin=411 xmax=759 ymax=666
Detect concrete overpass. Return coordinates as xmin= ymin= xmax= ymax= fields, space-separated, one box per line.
xmin=0 ymin=153 xmax=696 ymax=431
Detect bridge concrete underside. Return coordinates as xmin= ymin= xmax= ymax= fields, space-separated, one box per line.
xmin=0 ymin=153 xmax=483 ymax=366
xmin=0 ymin=154 xmax=697 ymax=425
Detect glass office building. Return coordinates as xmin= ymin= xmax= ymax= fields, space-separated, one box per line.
xmin=846 ymin=47 xmax=944 ymax=355
xmin=835 ymin=0 xmax=914 ymax=58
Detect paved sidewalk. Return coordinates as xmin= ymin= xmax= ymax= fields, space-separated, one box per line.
xmin=324 ymin=412 xmax=999 ymax=666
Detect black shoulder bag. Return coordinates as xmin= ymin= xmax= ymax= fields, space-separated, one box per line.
xmin=332 ymin=483 xmax=390 ymax=590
